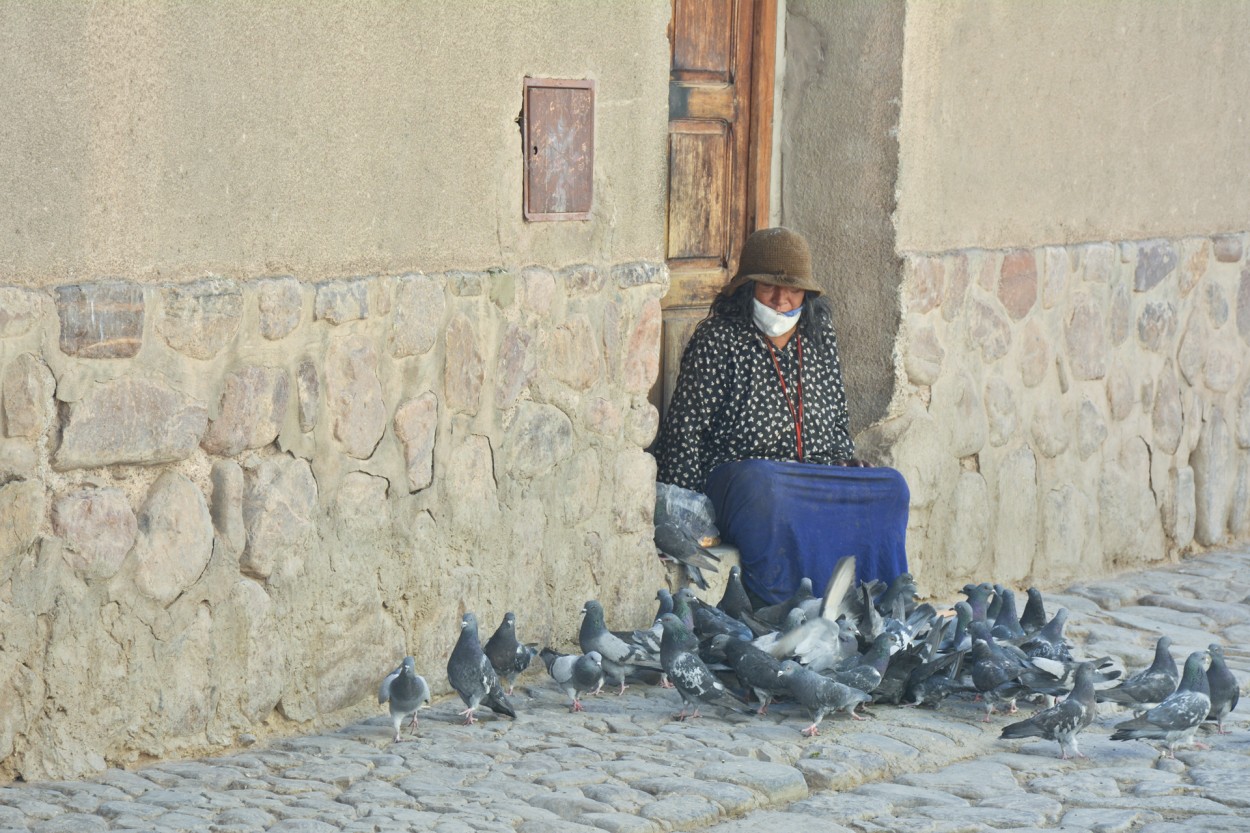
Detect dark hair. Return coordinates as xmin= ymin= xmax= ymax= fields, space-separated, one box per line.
xmin=707 ymin=280 xmax=834 ymax=348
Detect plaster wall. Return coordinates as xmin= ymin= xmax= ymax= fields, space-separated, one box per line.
xmin=0 ymin=0 xmax=669 ymax=286
xmin=780 ymin=0 xmax=905 ymax=434
xmin=896 ymin=0 xmax=1250 ymax=253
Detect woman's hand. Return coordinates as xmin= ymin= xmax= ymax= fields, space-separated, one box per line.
xmin=835 ymin=458 xmax=871 ymax=468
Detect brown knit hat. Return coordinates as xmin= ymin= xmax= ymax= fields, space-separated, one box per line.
xmin=725 ymin=227 xmax=821 ymax=296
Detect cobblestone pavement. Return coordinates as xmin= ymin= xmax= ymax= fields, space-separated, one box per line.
xmin=2 ymin=548 xmax=1248 ymax=833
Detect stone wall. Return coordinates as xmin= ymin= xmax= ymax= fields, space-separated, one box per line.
xmin=859 ymin=232 xmax=1250 ymax=595
xmin=0 ymin=267 xmax=668 ymax=780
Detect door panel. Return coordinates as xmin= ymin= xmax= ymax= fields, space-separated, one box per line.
xmin=658 ymin=0 xmax=775 ymax=417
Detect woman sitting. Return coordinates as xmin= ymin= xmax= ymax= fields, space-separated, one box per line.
xmin=653 ymin=227 xmax=910 ymax=605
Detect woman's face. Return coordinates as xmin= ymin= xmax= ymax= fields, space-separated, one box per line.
xmin=753 ymin=282 xmax=805 ymax=313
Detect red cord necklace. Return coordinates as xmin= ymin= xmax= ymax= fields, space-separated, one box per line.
xmin=763 ymin=334 xmax=804 ymax=461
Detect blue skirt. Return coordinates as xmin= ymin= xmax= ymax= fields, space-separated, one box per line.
xmin=705 ymin=460 xmax=910 ymax=605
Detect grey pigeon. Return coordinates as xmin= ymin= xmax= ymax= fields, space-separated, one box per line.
xmin=447 ymin=612 xmax=517 ymax=724
xmin=1019 ymin=587 xmax=1047 ymax=634
xmin=377 ymin=656 xmax=431 ymax=742
xmin=654 ymin=520 xmax=721 ymax=574
xmin=1111 ymin=651 xmax=1211 ymax=757
xmin=580 ymin=599 xmax=651 ymax=694
xmin=991 ymin=587 xmax=1026 ymax=641
xmin=483 ymin=612 xmax=538 ymax=695
xmin=1020 ymin=608 xmax=1074 ymax=663
xmin=970 ymin=638 xmax=1030 ymax=721
xmin=1000 ymin=662 xmax=1098 ymax=759
xmin=658 ymin=613 xmax=749 ymax=720
xmin=717 ymin=565 xmax=754 ymax=621
xmin=679 ymin=587 xmax=753 ymax=643
xmin=1097 ymin=635 xmax=1178 ymax=711
xmin=780 ymin=660 xmax=872 ymax=736
xmin=1205 ymin=643 xmax=1239 ymax=735
xmin=830 ymin=632 xmax=893 ymax=696
xmin=961 ymin=582 xmax=995 ymax=623
xmin=709 ymin=633 xmax=788 ymax=714
xmin=540 ymin=648 xmax=604 ymax=712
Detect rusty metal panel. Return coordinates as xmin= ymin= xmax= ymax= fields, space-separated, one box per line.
xmin=523 ymin=77 xmax=594 ymax=221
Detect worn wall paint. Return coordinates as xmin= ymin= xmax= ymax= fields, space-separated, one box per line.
xmin=897 ymin=0 xmax=1250 ymax=253
xmin=0 ymin=1 xmax=670 ymax=286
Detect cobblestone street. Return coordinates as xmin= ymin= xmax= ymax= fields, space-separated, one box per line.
xmin=2 ymin=547 xmax=1248 ymax=833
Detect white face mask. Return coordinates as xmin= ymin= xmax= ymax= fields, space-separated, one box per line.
xmin=752 ymin=298 xmax=803 ymax=338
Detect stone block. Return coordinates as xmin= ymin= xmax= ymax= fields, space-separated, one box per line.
xmin=1176 ymin=314 xmax=1206 ymax=386
xmin=2 ymin=352 xmax=55 ymax=439
xmin=394 ymin=393 xmax=438 ymax=493
xmin=1099 ymin=436 xmax=1161 ymax=563
xmin=1077 ymin=398 xmax=1108 ymax=460
xmin=201 ymin=366 xmax=290 ymax=456
xmin=944 ymin=471 xmax=991 ymax=579
xmin=904 ymin=323 xmax=943 ymax=386
xmin=1237 ymin=376 xmax=1250 ymax=448
xmin=625 ymin=396 xmax=660 ymax=448
xmin=1042 ymin=245 xmax=1071 ymax=307
xmin=992 ymin=445 xmax=1038 ymax=583
xmin=557 ymin=449 xmax=601 ymax=525
xmin=54 ymin=377 xmax=208 ymax=469
xmin=444 ymin=313 xmax=485 ymax=416
xmin=1205 ymin=282 xmax=1230 ymax=327
xmin=211 ymin=460 xmax=246 ymax=554
xmin=968 ymin=298 xmax=1010 ymax=362
xmin=1192 ymin=407 xmax=1233 ymax=546
xmin=0 ymin=438 xmax=36 ymax=481
xmin=1231 ymin=453 xmax=1250 ymax=537
xmin=999 ymin=248 xmax=1037 ymax=319
xmin=1212 ymin=233 xmax=1244 ymax=263
xmin=314 ymin=279 xmax=369 ymax=324
xmin=130 ymin=472 xmax=214 ymax=605
xmin=518 ymin=266 xmax=557 ymax=314
xmin=390 ymin=273 xmax=446 ymax=357
xmin=933 ymin=371 xmax=986 ymax=458
xmin=1030 ymin=398 xmax=1069 ymax=458
xmin=563 ymin=263 xmax=604 ymax=295
xmin=495 ymin=324 xmax=536 ymax=409
xmin=1135 ymin=240 xmax=1178 ymax=292
xmin=1040 ymin=483 xmax=1088 ymax=578
xmin=547 ymin=314 xmax=603 ymax=392
xmin=56 ymin=282 xmax=144 ymax=358
xmin=52 ymin=487 xmax=136 ymax=580
xmin=1106 ymin=361 xmax=1136 ymax=422
xmin=1151 ymin=363 xmax=1183 ymax=455
xmin=1204 ymin=340 xmax=1241 ymax=393
xmin=612 ymin=449 xmax=657 ymax=534
xmin=297 ymin=359 xmax=319 ymax=433
xmin=907 ymin=257 xmax=943 ymax=314
xmin=612 ymin=261 xmax=665 ymax=289
xmin=1168 ymin=466 xmax=1196 ymax=548
xmin=940 ymin=252 xmax=970 ymax=321
xmin=325 ymin=336 xmax=386 ymax=459
xmin=1081 ymin=241 xmax=1116 ymax=284
xmin=1109 ymin=283 xmax=1132 ymax=346
xmin=623 ymin=299 xmax=661 ymax=394
xmin=446 ymin=434 xmax=500 ymax=540
xmin=984 ymin=376 xmax=1016 ymax=447
xmin=1179 ymin=237 xmax=1210 ymax=298
xmin=0 ymin=479 xmax=44 ymax=581
xmin=241 ymin=455 xmax=318 ymax=582
xmin=1065 ymin=294 xmax=1107 ymax=380
xmin=0 ymin=287 xmax=41 ymax=339
xmin=256 ymin=277 xmax=303 ymax=341
xmin=505 ymin=403 xmax=574 ymax=478
xmin=229 ymin=578 xmax=285 ymax=723
xmin=1238 ymin=265 xmax=1250 ymax=344
xmin=157 ymin=278 xmax=243 ymax=360
xmin=1140 ymin=298 xmax=1175 ymax=350
xmin=584 ymin=397 xmax=622 ymax=438
xmin=1017 ymin=319 xmax=1049 ymax=388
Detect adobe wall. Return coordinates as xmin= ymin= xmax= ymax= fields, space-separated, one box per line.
xmin=0 ymin=2 xmax=670 ymax=780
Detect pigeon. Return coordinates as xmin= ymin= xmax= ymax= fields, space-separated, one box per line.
xmin=1020 ymin=608 xmax=1074 ymax=663
xmin=658 ymin=613 xmax=749 ymax=720
xmin=961 ymin=582 xmax=995 ymax=623
xmin=780 ymin=660 xmax=872 ymax=736
xmin=654 ymin=520 xmax=721 ymax=577
xmin=483 ymin=612 xmax=538 ymax=695
xmin=991 ymin=587 xmax=1026 ymax=641
xmin=1000 ymin=662 xmax=1099 ymax=759
xmin=717 ymin=565 xmax=754 ymax=621
xmin=540 ymin=648 xmax=604 ymax=712
xmin=1019 ymin=587 xmax=1047 ymax=635
xmin=678 ymin=587 xmax=753 ymax=644
xmin=377 ymin=656 xmax=431 ymax=742
xmin=1205 ymin=643 xmax=1239 ymax=735
xmin=970 ymin=638 xmax=1031 ymax=721
xmin=580 ymin=600 xmax=652 ymax=694
xmin=829 ymin=632 xmax=893 ymax=696
xmin=709 ymin=633 xmax=788 ymax=714
xmin=752 ymin=578 xmax=816 ymax=630
xmin=1097 ymin=635 xmax=1178 ymax=712
xmin=1110 ymin=650 xmax=1211 ymax=757
xmin=447 ymin=612 xmax=517 ymax=724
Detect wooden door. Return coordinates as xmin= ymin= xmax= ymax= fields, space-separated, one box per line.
xmin=659 ymin=0 xmax=776 ymax=415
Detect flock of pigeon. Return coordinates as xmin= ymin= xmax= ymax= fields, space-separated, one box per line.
xmin=377 ymin=556 xmax=1239 ymax=760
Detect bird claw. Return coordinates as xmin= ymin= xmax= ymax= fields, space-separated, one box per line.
xmin=459 ymin=708 xmax=477 ymax=725
xmin=571 ymin=700 xmax=584 ymax=713
xmin=801 ymin=725 xmax=820 ymax=737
